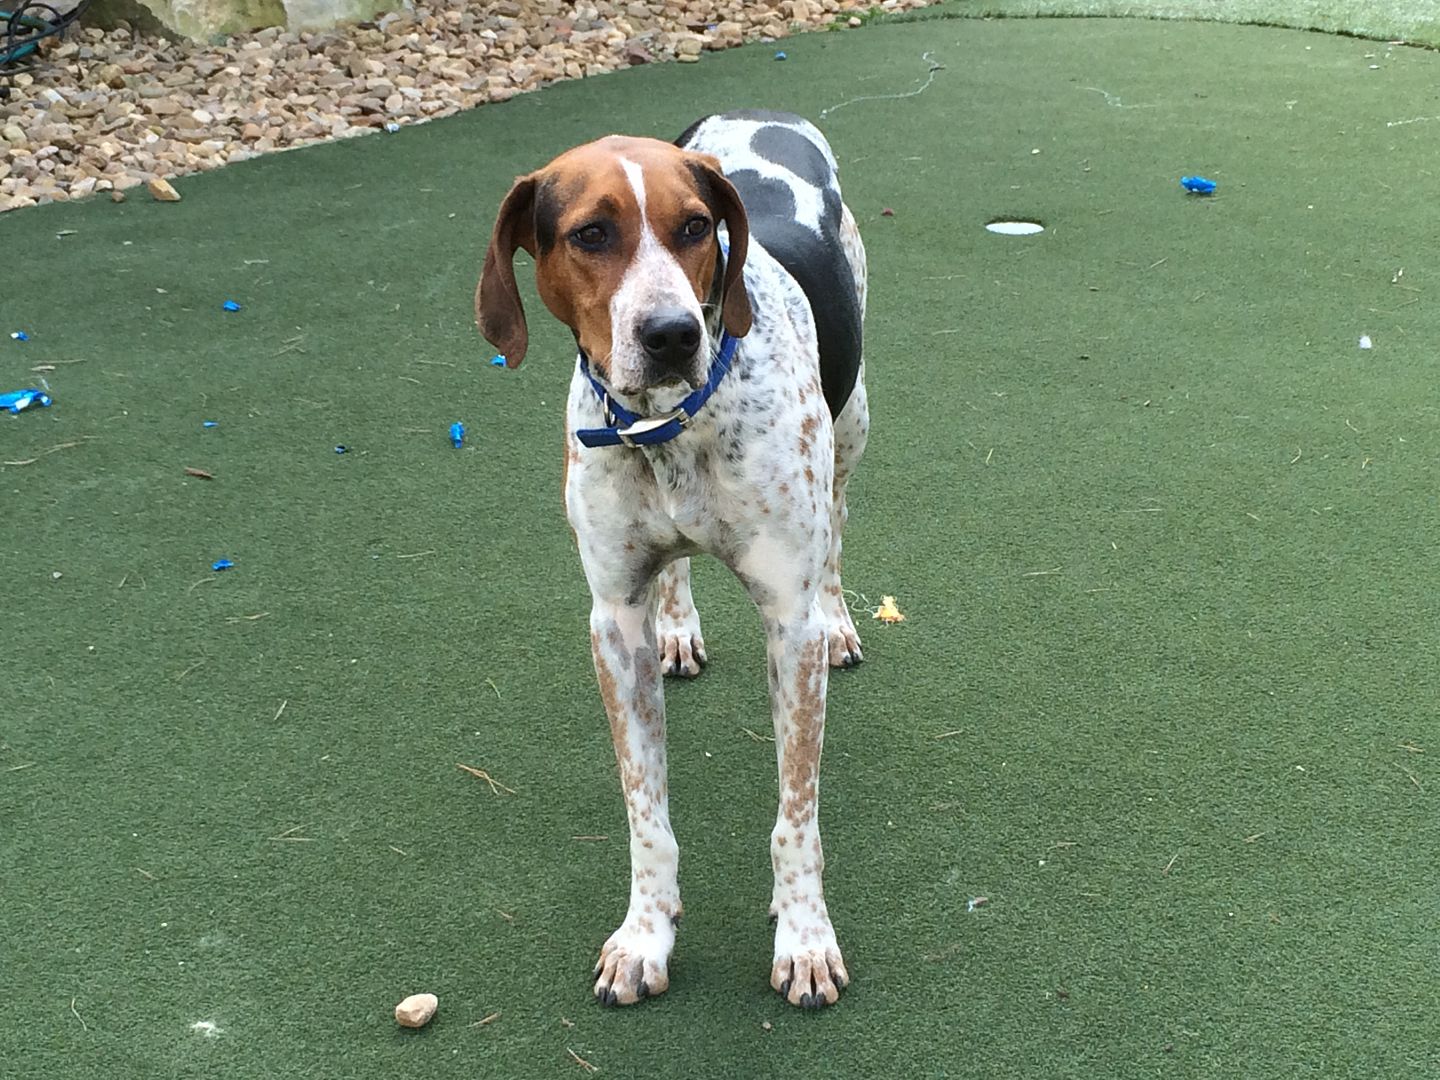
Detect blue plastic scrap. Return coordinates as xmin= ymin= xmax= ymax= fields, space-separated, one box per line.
xmin=222 ymin=300 xmax=242 ymax=312
xmin=334 ymin=445 xmax=347 ymax=454
xmin=774 ymin=50 xmax=787 ymax=60
xmin=10 ymin=331 xmax=29 ymax=341
xmin=202 ymin=420 xmax=218 ymax=428
xmin=1180 ymin=175 xmax=1217 ymax=195
xmin=449 ymin=422 xmax=465 ymax=449
xmin=1 ymin=388 xmax=52 ymax=414
xmin=211 ymin=558 xmax=234 ymax=571
xmin=490 ymin=354 xmax=507 ymax=367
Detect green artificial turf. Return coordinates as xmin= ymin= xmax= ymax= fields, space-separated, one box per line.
xmin=889 ymin=0 xmax=1440 ymax=49
xmin=4 ymin=14 xmax=1439 ymax=1080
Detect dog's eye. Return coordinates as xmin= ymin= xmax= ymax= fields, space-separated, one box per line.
xmin=683 ymin=216 xmax=710 ymax=239
xmin=573 ymin=223 xmax=608 ymax=248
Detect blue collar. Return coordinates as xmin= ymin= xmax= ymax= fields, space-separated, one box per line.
xmin=575 ymin=329 xmax=739 ymax=449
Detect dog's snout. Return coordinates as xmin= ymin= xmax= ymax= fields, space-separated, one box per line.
xmin=640 ymin=309 xmax=702 ymax=371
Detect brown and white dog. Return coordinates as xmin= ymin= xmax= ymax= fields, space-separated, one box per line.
xmin=476 ymin=110 xmax=869 ymax=1008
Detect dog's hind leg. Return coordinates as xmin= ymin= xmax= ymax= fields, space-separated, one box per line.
xmin=654 ymin=558 xmax=707 ymax=678
xmin=821 ymin=203 xmax=870 ymax=668
xmin=820 ymin=369 xmax=869 ymax=668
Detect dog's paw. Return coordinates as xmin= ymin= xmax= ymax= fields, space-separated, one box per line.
xmin=593 ymin=920 xmax=674 ymax=1007
xmin=824 ymin=609 xmax=863 ymax=669
xmin=657 ymin=624 xmax=707 ymax=678
xmin=770 ymin=906 xmax=848 ymax=1008
xmin=770 ymin=945 xmax=849 ymax=1009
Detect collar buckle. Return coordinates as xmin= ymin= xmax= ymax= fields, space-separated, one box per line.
xmin=614 ymin=407 xmax=691 ymax=448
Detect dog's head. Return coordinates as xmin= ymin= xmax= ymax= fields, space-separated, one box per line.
xmin=476 ymin=135 xmax=752 ymax=395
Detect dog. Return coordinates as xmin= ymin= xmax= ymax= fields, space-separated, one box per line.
xmin=476 ymin=110 xmax=869 ymax=1008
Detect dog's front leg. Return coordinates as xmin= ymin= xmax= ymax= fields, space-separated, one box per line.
xmin=761 ymin=595 xmax=850 ymax=1008
xmin=589 ymin=589 xmax=680 ymax=1006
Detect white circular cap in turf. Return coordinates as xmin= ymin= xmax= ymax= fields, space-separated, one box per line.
xmin=985 ymin=221 xmax=1045 ymax=235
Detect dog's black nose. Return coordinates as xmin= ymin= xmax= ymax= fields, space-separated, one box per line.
xmin=640 ymin=309 xmax=702 ymax=371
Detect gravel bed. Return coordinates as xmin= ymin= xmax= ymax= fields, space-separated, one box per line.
xmin=0 ymin=0 xmax=937 ymax=211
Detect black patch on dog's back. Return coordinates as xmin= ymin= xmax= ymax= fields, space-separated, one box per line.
xmin=677 ymin=113 xmax=863 ymax=419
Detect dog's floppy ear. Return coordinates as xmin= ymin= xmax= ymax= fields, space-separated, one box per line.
xmin=476 ymin=174 xmax=539 ymax=368
xmin=689 ymin=155 xmax=752 ymax=338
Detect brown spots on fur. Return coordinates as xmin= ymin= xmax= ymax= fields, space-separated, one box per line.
xmin=777 ymin=835 xmax=788 ymax=847
xmin=657 ymin=567 xmax=690 ymax=623
xmin=780 ymin=635 xmax=827 ymax=827
xmin=797 ymin=412 xmax=822 ymax=458
xmin=592 ymin=629 xmax=629 ymax=772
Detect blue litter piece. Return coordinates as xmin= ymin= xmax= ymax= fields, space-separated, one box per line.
xmin=490 ymin=354 xmax=507 ymax=367
xmin=222 ymin=300 xmax=242 ymax=312
xmin=334 ymin=445 xmax=347 ymax=454
xmin=1 ymin=389 xmax=53 ymax=414
xmin=449 ymin=422 xmax=465 ymax=449
xmin=1180 ymin=175 xmax=1217 ymax=195
xmin=10 ymin=331 xmax=29 ymax=341
xmin=774 ymin=50 xmax=787 ymax=60
xmin=202 ymin=420 xmax=218 ymax=428
xmin=211 ymin=558 xmax=234 ymax=571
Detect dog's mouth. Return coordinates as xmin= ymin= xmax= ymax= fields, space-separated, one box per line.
xmin=610 ymin=374 xmax=700 ymax=402
xmin=651 ymin=372 xmax=701 ymax=391
xmin=610 ymin=349 xmax=708 ymax=398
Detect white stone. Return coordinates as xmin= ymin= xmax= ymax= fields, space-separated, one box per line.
xmin=394 ymin=993 xmax=438 ymax=1028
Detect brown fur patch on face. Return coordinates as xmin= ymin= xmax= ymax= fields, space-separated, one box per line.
xmin=528 ymin=136 xmax=723 ymax=378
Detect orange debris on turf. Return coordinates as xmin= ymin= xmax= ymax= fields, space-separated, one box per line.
xmin=872 ymin=595 xmax=905 ymax=624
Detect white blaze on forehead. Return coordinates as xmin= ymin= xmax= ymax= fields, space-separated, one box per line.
xmin=620 ymin=156 xmax=649 ymax=218
xmin=606 ymin=156 xmax=708 ymax=389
